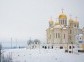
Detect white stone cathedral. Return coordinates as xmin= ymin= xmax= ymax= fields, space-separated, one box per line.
xmin=46 ymin=11 xmax=84 ymax=45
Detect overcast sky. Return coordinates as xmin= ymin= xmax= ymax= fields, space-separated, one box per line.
xmin=0 ymin=0 xmax=84 ymax=42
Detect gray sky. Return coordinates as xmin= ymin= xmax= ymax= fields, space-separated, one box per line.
xmin=0 ymin=0 xmax=84 ymax=42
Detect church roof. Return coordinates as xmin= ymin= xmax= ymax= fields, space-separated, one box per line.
xmin=54 ymin=25 xmax=62 ymax=28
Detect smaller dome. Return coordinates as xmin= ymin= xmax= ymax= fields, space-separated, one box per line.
xmin=49 ymin=20 xmax=54 ymax=24
xmin=59 ymin=13 xmax=67 ymax=19
xmin=49 ymin=18 xmax=54 ymax=25
xmin=55 ymin=21 xmax=60 ymax=25
xmin=69 ymin=19 xmax=74 ymax=22
xmin=50 ymin=28 xmax=54 ymax=30
xmin=73 ymin=20 xmax=79 ymax=24
xmin=73 ymin=17 xmax=79 ymax=23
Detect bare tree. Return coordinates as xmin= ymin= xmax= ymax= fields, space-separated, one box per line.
xmin=27 ymin=39 xmax=33 ymax=46
xmin=34 ymin=39 xmax=40 ymax=44
xmin=0 ymin=43 xmax=13 ymax=62
xmin=2 ymin=54 xmax=13 ymax=62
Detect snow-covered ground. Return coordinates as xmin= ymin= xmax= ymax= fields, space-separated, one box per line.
xmin=2 ymin=48 xmax=84 ymax=62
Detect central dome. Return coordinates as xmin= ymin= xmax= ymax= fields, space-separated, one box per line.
xmin=59 ymin=13 xmax=67 ymax=19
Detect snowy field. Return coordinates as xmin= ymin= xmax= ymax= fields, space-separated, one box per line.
xmin=2 ymin=48 xmax=84 ymax=62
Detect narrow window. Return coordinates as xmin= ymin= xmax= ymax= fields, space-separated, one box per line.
xmin=77 ymin=25 xmax=78 ymax=28
xmin=65 ymin=20 xmax=66 ymax=25
xmin=50 ymin=35 xmax=51 ymax=39
xmin=63 ymin=20 xmax=64 ymax=24
xmin=61 ymin=20 xmax=62 ymax=24
xmin=70 ymin=36 xmax=71 ymax=40
xmin=69 ymin=46 xmax=71 ymax=49
xmin=58 ymin=33 xmax=60 ymax=38
xmin=70 ymin=30 xmax=72 ymax=34
xmin=74 ymin=24 xmax=76 ymax=27
xmin=64 ymin=34 xmax=65 ymax=39
xmin=56 ymin=33 xmax=57 ymax=38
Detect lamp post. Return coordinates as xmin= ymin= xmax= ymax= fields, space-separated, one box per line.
xmin=71 ymin=42 xmax=73 ymax=53
xmin=11 ymin=38 xmax=12 ymax=49
xmin=66 ymin=42 xmax=68 ymax=53
xmin=0 ymin=44 xmax=2 ymax=62
xmin=60 ymin=27 xmax=63 ymax=44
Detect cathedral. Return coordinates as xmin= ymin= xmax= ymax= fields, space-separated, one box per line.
xmin=46 ymin=10 xmax=84 ymax=45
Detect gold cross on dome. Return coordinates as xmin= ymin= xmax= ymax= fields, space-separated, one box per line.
xmin=75 ymin=16 xmax=78 ymax=20
xmin=61 ymin=8 xmax=64 ymax=13
xmin=69 ymin=15 xmax=72 ymax=19
xmin=50 ymin=16 xmax=52 ymax=20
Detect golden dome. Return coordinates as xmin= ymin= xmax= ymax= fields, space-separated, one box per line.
xmin=59 ymin=13 xmax=67 ymax=19
xmin=55 ymin=21 xmax=60 ymax=25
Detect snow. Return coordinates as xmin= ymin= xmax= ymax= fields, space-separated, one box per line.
xmin=2 ymin=48 xmax=84 ymax=62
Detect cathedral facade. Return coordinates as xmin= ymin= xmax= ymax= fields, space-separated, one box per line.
xmin=46 ymin=11 xmax=84 ymax=45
